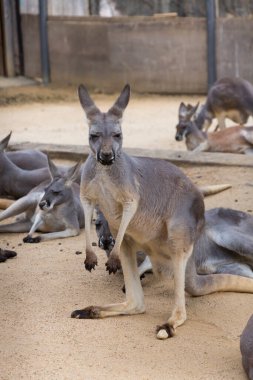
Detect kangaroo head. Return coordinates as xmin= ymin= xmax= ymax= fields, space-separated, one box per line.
xmin=95 ymin=208 xmax=115 ymax=254
xmin=78 ymin=84 xmax=130 ymax=166
xmin=176 ymin=103 xmax=200 ymax=141
xmin=39 ymin=157 xmax=81 ymax=211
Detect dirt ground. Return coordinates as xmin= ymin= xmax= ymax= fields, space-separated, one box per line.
xmin=0 ymin=84 xmax=253 ymax=380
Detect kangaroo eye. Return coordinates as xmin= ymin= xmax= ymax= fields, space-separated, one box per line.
xmin=90 ymin=134 xmax=100 ymax=141
xmin=113 ymin=133 xmax=121 ymax=138
xmin=52 ymin=190 xmax=60 ymax=195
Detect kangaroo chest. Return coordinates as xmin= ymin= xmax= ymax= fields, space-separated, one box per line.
xmin=86 ymin=167 xmax=136 ymax=230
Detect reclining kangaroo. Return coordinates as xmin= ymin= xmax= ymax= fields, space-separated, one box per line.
xmin=135 ymin=208 xmax=253 ymax=284
xmin=0 ymin=133 xmax=81 ymax=199
xmin=177 ymin=101 xmax=253 ymax=153
xmin=175 ymin=107 xmax=253 ymax=154
xmin=0 ymin=158 xmax=84 ymax=242
xmin=69 ymin=84 xmax=241 ymax=340
xmin=179 ymin=77 xmax=253 ymax=131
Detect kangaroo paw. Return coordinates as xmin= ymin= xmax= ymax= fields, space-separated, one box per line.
xmin=0 ymin=249 xmax=17 ymax=262
xmin=23 ymin=235 xmax=41 ymax=243
xmin=1 ymin=249 xmax=17 ymax=259
xmin=71 ymin=306 xmax=101 ymax=319
xmin=156 ymin=323 xmax=175 ymax=340
xmin=105 ymin=254 xmax=121 ymax=274
xmin=84 ymin=251 xmax=98 ymax=272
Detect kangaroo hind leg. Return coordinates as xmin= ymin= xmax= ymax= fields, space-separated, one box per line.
xmin=156 ymin=222 xmax=195 ymax=339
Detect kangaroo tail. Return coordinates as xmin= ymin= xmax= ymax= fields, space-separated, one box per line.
xmin=199 ymin=184 xmax=231 ymax=196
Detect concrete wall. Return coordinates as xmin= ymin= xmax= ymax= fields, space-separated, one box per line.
xmin=21 ymin=15 xmax=253 ymax=94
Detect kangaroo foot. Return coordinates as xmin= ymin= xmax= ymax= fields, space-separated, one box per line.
xmin=84 ymin=251 xmax=98 ymax=272
xmin=0 ymin=249 xmax=17 ymax=262
xmin=105 ymin=254 xmax=121 ymax=274
xmin=156 ymin=323 xmax=175 ymax=340
xmin=71 ymin=306 xmax=101 ymax=319
xmin=23 ymin=235 xmax=41 ymax=243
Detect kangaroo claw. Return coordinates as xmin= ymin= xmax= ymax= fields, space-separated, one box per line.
xmin=0 ymin=249 xmax=17 ymax=262
xmin=23 ymin=235 xmax=41 ymax=243
xmin=84 ymin=253 xmax=98 ymax=272
xmin=71 ymin=306 xmax=101 ymax=319
xmin=105 ymin=255 xmax=121 ymax=274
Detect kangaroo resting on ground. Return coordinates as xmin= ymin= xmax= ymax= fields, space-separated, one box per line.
xmin=175 ymin=105 xmax=253 ymax=154
xmin=134 ymin=207 xmax=253 ymax=282
xmin=0 ymin=133 xmax=81 ymax=199
xmin=70 ymin=84 xmax=253 ymax=340
xmin=96 ymin=207 xmax=253 ymax=300
xmin=240 ymin=314 xmax=253 ymax=380
xmin=0 ymin=158 xmax=84 ymax=242
xmin=190 ymin=77 xmax=253 ymax=131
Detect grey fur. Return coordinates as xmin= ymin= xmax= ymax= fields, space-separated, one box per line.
xmin=72 ymin=83 xmax=206 ymax=339
xmin=0 ymin=157 xmax=84 ymax=242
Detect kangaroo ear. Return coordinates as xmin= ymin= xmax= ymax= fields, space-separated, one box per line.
xmin=189 ymin=102 xmax=199 ymax=118
xmin=65 ymin=161 xmax=82 ymax=186
xmin=0 ymin=132 xmax=12 ymax=152
xmin=78 ymin=85 xmax=101 ymax=121
xmin=178 ymin=102 xmax=187 ymax=117
xmin=108 ymin=84 xmax=130 ymax=119
xmin=47 ymin=156 xmax=61 ymax=179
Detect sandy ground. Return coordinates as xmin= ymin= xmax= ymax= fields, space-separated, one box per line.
xmin=0 ymin=85 xmax=253 ymax=380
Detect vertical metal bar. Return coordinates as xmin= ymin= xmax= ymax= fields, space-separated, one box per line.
xmin=1 ymin=0 xmax=15 ymax=77
xmin=39 ymin=0 xmax=50 ymax=84
xmin=206 ymin=0 xmax=217 ymax=89
xmin=14 ymin=0 xmax=24 ymax=75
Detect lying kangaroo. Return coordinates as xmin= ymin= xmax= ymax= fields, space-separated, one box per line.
xmin=7 ymin=148 xmax=48 ymax=170
xmin=0 ymin=133 xmax=51 ymax=198
xmin=240 ymin=314 xmax=253 ymax=380
xmin=0 ymin=158 xmax=84 ymax=242
xmin=193 ymin=77 xmax=253 ymax=131
xmin=0 ymin=133 xmax=80 ymax=199
xmin=136 ymin=208 xmax=253 ymax=281
xmin=175 ymin=113 xmax=253 ymax=154
xmin=70 ymin=83 xmax=218 ymax=340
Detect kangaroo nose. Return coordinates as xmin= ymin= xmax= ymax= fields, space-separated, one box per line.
xmin=98 ymin=151 xmax=115 ymax=166
xmin=39 ymin=200 xmax=49 ymax=210
xmin=99 ymin=236 xmax=115 ymax=250
xmin=175 ymin=134 xmax=183 ymax=141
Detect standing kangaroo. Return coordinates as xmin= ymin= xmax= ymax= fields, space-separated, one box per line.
xmin=192 ymin=77 xmax=253 ymax=131
xmin=0 ymin=158 xmax=84 ymax=242
xmin=71 ymin=84 xmax=207 ymax=339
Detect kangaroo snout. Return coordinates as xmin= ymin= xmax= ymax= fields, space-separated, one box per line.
xmin=175 ymin=133 xmax=183 ymax=141
xmin=39 ymin=199 xmax=50 ymax=210
xmin=98 ymin=235 xmax=115 ymax=251
xmin=98 ymin=151 xmax=115 ymax=166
